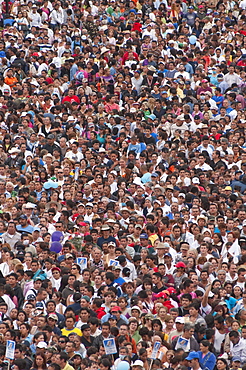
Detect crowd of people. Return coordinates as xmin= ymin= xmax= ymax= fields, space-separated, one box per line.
xmin=1 ymin=0 xmax=246 ymax=370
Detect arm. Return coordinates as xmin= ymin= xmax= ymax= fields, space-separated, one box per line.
xmin=202 ymin=283 xmax=211 ymax=308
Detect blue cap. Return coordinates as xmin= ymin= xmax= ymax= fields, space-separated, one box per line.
xmin=186 ymin=352 xmax=199 ymax=361
xmin=36 ymin=302 xmax=44 ymax=308
xmin=109 ymin=315 xmax=117 ymax=320
xmin=164 ymin=253 xmax=172 ymax=257
xmin=151 ymin=173 xmax=158 ymax=177
xmin=232 ymin=357 xmax=241 ymax=362
xmin=140 ymin=233 xmax=148 ymax=239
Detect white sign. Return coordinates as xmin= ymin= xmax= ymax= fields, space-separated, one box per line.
xmin=103 ymin=338 xmax=117 ymax=355
xmin=151 ymin=341 xmax=161 ymax=359
xmin=109 ymin=259 xmax=120 ymax=267
xmin=77 ymin=257 xmax=87 ymax=271
xmin=6 ymin=340 xmax=15 ymax=360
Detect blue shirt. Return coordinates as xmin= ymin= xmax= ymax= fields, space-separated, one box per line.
xmin=16 ymin=224 xmax=34 ymax=234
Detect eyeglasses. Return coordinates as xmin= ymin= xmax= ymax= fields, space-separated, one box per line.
xmin=59 ymin=340 xmax=65 ymax=343
xmin=71 ymin=267 xmax=77 ymax=270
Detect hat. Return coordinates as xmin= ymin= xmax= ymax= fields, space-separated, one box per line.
xmin=51 ymin=267 xmax=61 ymax=273
xmin=111 ymin=306 xmax=121 ymax=312
xmin=140 ymin=233 xmax=148 ymax=239
xmin=101 ymin=225 xmax=110 ymax=231
xmin=25 ymin=202 xmax=36 ymax=209
xmin=108 ymin=241 xmax=116 ymax=247
xmin=135 ymin=224 xmax=142 ymax=229
xmin=175 ymin=261 xmax=186 ymax=268
xmin=27 ymin=294 xmax=36 ymax=301
xmin=232 ymin=357 xmax=241 ymax=362
xmin=9 ymin=147 xmax=20 ymax=154
xmin=47 ymin=134 xmax=55 ymax=139
xmin=192 ymin=177 xmax=200 ymax=184
xmin=186 ymin=352 xmax=199 ymax=361
xmin=37 ymin=342 xmax=47 ymax=349
xmin=131 ymin=305 xmax=141 ymax=313
xmin=175 ymin=317 xmax=185 ymax=324
xmin=81 ymin=295 xmax=90 ymax=302
xmin=132 ymin=361 xmax=144 ymax=367
xmin=164 ymin=253 xmax=172 ymax=258
xmin=101 ymin=46 xmax=110 ymax=55
xmin=65 ymin=253 xmax=74 ymax=259
xmin=178 ymin=193 xmax=186 ymax=198
xmin=208 ymin=291 xmax=214 ymax=298
xmin=112 ymin=265 xmax=121 ymax=270
xmin=224 ymin=186 xmax=232 ymax=191
xmin=239 ymin=236 xmax=246 ymax=243
xmin=99 ymin=147 xmax=106 ymax=153
xmin=19 ymin=214 xmax=28 ymax=220
xmin=106 ymin=219 xmax=116 ymax=224
xmin=86 ymin=202 xmax=93 ymax=208
xmin=48 ymin=313 xmax=58 ymax=321
xmin=156 ymin=242 xmax=166 ymax=249
xmin=117 ymin=256 xmax=126 ymax=264
xmin=201 ymin=79 xmax=208 ymax=83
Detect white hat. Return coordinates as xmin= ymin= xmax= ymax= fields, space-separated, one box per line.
xmin=131 ymin=305 xmax=141 ymax=313
xmin=68 ymin=116 xmax=75 ymax=121
xmin=9 ymin=148 xmax=20 ymax=154
xmin=192 ymin=177 xmax=200 ymax=184
xmin=175 ymin=317 xmax=185 ymax=324
xmin=101 ymin=46 xmax=110 ymax=55
xmin=36 ymin=342 xmax=47 ymax=349
xmin=25 ymin=202 xmax=37 ymax=209
xmin=133 ymin=361 xmax=144 ymax=367
xmin=99 ymin=148 xmax=106 ymax=152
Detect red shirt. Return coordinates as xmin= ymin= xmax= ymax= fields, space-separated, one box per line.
xmin=62 ymin=95 xmax=80 ymax=104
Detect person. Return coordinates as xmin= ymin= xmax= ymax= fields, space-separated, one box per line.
xmin=197 ymin=340 xmax=216 ymax=370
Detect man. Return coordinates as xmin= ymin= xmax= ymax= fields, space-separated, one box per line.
xmin=56 ymin=351 xmax=75 ymax=370
xmin=185 ymin=352 xmax=201 ymax=370
xmin=93 ymin=322 xmax=114 ymax=350
xmin=172 ymin=323 xmax=199 ymax=351
xmin=97 ymin=225 xmax=117 ymax=248
xmin=152 ymin=272 xmax=166 ymax=293
xmin=8 ymin=273 xmax=24 ymax=308
xmin=168 ymin=317 xmax=185 ymax=343
xmin=229 ymin=331 xmax=246 ymax=363
xmin=80 ymin=324 xmax=94 ymax=349
xmin=16 ymin=215 xmax=34 ymax=234
xmin=2 ymin=222 xmax=21 ymax=250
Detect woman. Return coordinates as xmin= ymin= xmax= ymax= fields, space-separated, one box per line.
xmin=31 ymin=352 xmax=47 ymax=370
xmin=99 ymin=359 xmax=111 ymax=370
xmin=163 ymin=315 xmax=175 ymax=337
xmin=216 ymin=358 xmax=228 ymax=370
xmin=71 ymin=264 xmax=83 ymax=282
xmin=140 ymin=249 xmax=149 ymax=265
xmin=198 ymin=340 xmax=216 ymax=370
xmin=13 ymin=310 xmax=28 ymax=330
xmin=129 ymin=318 xmax=141 ymax=343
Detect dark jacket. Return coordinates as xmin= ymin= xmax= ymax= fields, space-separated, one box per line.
xmin=171 ymin=335 xmax=199 ymax=351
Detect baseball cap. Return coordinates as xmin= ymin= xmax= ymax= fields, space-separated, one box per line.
xmin=175 ymin=317 xmax=185 ymax=324
xmin=232 ymin=357 xmax=241 ymax=362
xmin=175 ymin=261 xmax=186 ymax=268
xmin=27 ymin=294 xmax=36 ymax=301
xmin=111 ymin=306 xmax=121 ymax=312
xmin=186 ymin=352 xmax=199 ymax=361
xmin=140 ymin=233 xmax=148 ymax=239
xmin=37 ymin=342 xmax=47 ymax=349
xmin=48 ymin=313 xmax=58 ymax=321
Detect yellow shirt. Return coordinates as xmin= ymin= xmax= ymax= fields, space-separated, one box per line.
xmin=61 ymin=327 xmax=82 ymax=337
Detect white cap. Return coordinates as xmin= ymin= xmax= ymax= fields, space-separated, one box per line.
xmin=133 ymin=361 xmax=144 ymax=367
xmin=192 ymin=177 xmax=200 ymax=184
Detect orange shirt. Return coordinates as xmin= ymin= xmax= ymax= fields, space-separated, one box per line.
xmin=4 ymin=76 xmax=18 ymax=88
